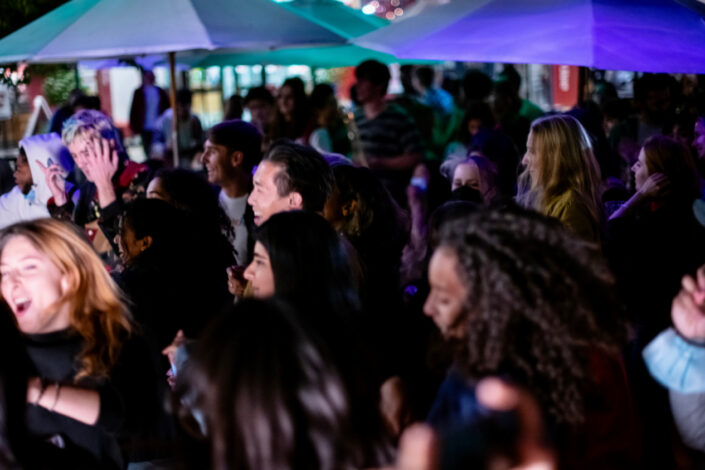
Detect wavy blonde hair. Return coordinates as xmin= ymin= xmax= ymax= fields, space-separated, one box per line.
xmin=517 ymin=115 xmax=603 ymax=225
xmin=0 ymin=219 xmax=131 ymax=380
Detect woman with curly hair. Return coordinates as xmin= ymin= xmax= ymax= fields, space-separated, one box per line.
xmin=0 ymin=219 xmax=159 ymax=468
xmin=423 ymin=206 xmax=639 ymax=469
xmin=517 ymin=114 xmax=604 ymax=244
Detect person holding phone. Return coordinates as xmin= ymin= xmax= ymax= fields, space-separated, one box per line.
xmin=0 ymin=133 xmax=74 ymax=229
xmin=40 ymin=110 xmax=150 ymax=264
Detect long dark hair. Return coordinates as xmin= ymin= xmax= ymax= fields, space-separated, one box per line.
xmin=255 ymin=211 xmax=359 ymax=320
xmin=253 ymin=212 xmax=393 ymax=464
xmin=181 ymin=298 xmax=382 ymax=470
xmin=269 ymin=77 xmax=311 ymax=141
xmin=437 ymin=205 xmax=624 ymax=425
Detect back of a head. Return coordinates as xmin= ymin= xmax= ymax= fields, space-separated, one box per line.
xmin=264 ymin=140 xmax=333 ymax=213
xmin=224 ymin=95 xmax=244 ymax=121
xmin=185 ymin=298 xmax=360 ymax=470
xmin=244 ymin=86 xmax=274 ymax=106
xmin=436 ymin=205 xmax=622 ymax=424
xmin=208 ymin=119 xmax=263 ymax=174
xmin=122 ymin=198 xmax=182 ymax=257
xmin=462 ymin=70 xmax=493 ymax=102
xmin=643 ymin=134 xmax=700 ymax=206
xmin=498 ymin=65 xmax=522 ymax=95
xmin=310 ymin=83 xmax=335 ymax=111
xmin=177 ymin=89 xmax=193 ymax=107
xmin=415 ymin=66 xmax=435 ymax=90
xmin=355 ymin=60 xmax=391 ymax=94
xmin=332 ymin=165 xmax=408 ymax=250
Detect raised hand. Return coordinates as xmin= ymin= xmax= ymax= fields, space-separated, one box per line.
xmin=638 ymin=172 xmax=670 ymax=199
xmin=85 ymin=137 xmax=118 ymax=207
xmin=672 ymin=267 xmax=705 ymax=342
xmin=36 ymin=160 xmax=67 ymax=206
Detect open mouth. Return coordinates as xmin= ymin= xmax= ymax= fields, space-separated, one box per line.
xmin=14 ymin=298 xmax=31 ymax=315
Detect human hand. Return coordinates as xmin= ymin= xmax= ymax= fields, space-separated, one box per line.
xmin=26 ymin=377 xmax=42 ymax=404
xmin=672 ymin=267 xmax=705 ymax=342
xmin=476 ymin=378 xmax=556 ymax=470
xmin=162 ymin=330 xmax=186 ymax=389
xmin=392 ymin=378 xmax=555 ymax=470
xmin=36 ymin=160 xmax=67 ymax=205
xmin=84 ymin=138 xmax=119 ymax=185
xmin=85 ymin=138 xmax=119 ymax=207
xmin=638 ymin=172 xmax=669 ymax=199
xmin=227 ymin=266 xmax=247 ymax=297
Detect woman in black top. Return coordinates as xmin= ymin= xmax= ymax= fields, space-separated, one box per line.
xmin=0 ymin=219 xmax=150 ymax=469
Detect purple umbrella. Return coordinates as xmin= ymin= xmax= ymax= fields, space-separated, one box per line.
xmin=353 ymin=0 xmax=705 ymax=73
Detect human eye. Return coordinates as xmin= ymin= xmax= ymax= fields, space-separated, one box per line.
xmin=21 ymin=263 xmax=38 ymax=273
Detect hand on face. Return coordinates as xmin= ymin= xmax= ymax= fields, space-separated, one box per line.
xmin=637 ymin=172 xmax=669 ymax=199
xmin=83 ymin=137 xmax=119 ymax=187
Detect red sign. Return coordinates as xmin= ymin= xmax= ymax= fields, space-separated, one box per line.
xmin=552 ymin=65 xmax=579 ymax=111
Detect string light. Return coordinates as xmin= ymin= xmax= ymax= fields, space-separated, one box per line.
xmin=394 ymin=7 xmax=403 ymax=15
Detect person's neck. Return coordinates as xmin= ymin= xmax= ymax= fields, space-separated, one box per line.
xmin=363 ymin=97 xmax=387 ymax=120
xmin=221 ymin=173 xmax=250 ymax=199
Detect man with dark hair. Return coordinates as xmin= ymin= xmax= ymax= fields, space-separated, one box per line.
xmin=244 ymin=86 xmax=275 ymax=135
xmin=156 ymin=89 xmax=204 ymax=165
xmin=413 ymin=66 xmax=454 ymax=116
xmin=247 ymin=139 xmax=332 ymax=226
xmin=353 ymin=59 xmax=424 ymax=205
xmin=129 ymin=70 xmax=169 ymax=158
xmin=202 ymin=119 xmax=262 ymax=264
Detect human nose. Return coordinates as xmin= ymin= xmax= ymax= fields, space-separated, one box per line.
xmin=243 ymin=262 xmax=255 ymax=281
xmin=422 ymin=293 xmax=434 ymax=318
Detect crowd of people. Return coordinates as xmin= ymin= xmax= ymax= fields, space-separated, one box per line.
xmin=0 ymin=60 xmax=705 ymax=470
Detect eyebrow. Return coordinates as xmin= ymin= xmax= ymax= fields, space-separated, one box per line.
xmin=0 ymin=255 xmax=41 ymax=266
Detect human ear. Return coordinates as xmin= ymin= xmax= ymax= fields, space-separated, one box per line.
xmin=230 ymin=150 xmax=244 ymax=169
xmin=288 ymin=192 xmax=303 ymax=210
xmin=138 ymin=235 xmax=153 ymax=252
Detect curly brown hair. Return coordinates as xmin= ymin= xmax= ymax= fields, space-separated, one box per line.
xmin=437 ymin=205 xmax=623 ymax=425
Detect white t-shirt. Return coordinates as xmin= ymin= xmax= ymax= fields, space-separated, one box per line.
xmin=219 ymin=190 xmax=249 ymax=265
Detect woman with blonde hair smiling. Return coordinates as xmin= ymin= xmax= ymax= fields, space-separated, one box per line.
xmin=0 ymin=218 xmax=157 ymax=468
xmin=517 ymin=114 xmax=604 ymax=244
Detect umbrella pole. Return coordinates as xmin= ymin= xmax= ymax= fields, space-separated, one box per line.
xmin=169 ymin=51 xmax=180 ymax=167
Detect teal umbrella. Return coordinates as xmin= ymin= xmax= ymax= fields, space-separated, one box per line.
xmin=0 ymin=0 xmax=347 ymax=64
xmin=182 ymin=0 xmax=435 ymax=68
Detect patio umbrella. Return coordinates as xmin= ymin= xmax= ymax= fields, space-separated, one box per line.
xmin=352 ymin=0 xmax=705 ymax=73
xmin=182 ymin=1 xmax=434 ymax=69
xmin=0 ymin=0 xmax=348 ymax=164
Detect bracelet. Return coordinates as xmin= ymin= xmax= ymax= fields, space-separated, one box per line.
xmin=674 ymin=326 xmax=705 ymax=348
xmin=50 ymin=384 xmax=61 ymax=412
xmin=34 ymin=379 xmax=48 ymax=406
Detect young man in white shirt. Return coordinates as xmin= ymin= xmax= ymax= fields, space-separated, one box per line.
xmin=201 ymin=120 xmax=262 ymax=266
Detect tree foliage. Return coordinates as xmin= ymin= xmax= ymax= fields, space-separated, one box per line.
xmin=0 ymin=0 xmax=69 ymax=39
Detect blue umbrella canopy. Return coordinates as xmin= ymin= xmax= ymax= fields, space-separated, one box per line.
xmin=353 ymin=0 xmax=705 ymax=73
